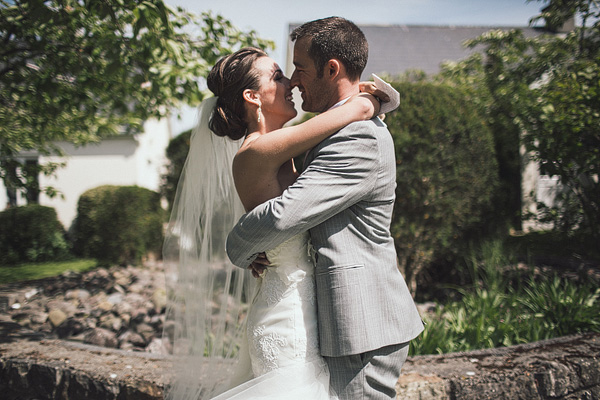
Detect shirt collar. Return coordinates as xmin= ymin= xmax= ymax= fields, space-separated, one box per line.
xmin=328 ymin=97 xmax=351 ymax=111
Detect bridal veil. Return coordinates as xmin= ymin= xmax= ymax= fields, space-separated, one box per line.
xmin=163 ymin=97 xmax=254 ymax=399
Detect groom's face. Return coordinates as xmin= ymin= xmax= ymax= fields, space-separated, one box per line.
xmin=290 ymin=38 xmax=331 ymax=113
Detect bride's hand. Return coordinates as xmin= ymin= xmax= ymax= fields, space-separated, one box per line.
xmin=359 ymin=81 xmax=391 ymax=104
xmin=248 ymin=252 xmax=269 ymax=278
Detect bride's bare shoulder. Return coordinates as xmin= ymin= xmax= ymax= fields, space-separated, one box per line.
xmin=232 ymin=139 xmax=254 ymax=171
xmin=232 ymin=134 xmax=268 ymax=172
xmin=232 ymin=138 xmax=263 ymax=185
xmin=232 ymin=138 xmax=281 ymax=210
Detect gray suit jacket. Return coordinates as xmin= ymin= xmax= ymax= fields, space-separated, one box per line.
xmin=226 ymin=117 xmax=424 ymax=357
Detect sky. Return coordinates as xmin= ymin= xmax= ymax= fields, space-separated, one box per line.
xmin=167 ymin=0 xmax=546 ymax=68
xmin=165 ymin=0 xmax=547 ymax=133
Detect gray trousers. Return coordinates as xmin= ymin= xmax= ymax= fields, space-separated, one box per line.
xmin=324 ymin=342 xmax=410 ymax=399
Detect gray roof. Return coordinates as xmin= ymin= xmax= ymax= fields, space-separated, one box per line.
xmin=288 ymin=24 xmax=545 ymax=79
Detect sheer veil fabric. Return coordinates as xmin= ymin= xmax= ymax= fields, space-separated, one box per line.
xmin=163 ymin=97 xmax=254 ymax=399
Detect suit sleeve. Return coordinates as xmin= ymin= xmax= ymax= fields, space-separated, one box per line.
xmin=226 ymin=122 xmax=379 ymax=268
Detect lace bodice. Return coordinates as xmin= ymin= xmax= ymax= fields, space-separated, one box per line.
xmin=264 ymin=232 xmax=315 ymax=284
xmin=246 ymin=232 xmax=323 ymax=377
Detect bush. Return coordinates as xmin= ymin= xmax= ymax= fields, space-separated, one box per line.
xmin=409 ymin=241 xmax=600 ymax=355
xmin=71 ymin=185 xmax=164 ymax=266
xmin=0 ymin=204 xmax=70 ymax=265
xmin=386 ymin=81 xmax=499 ymax=294
xmin=160 ymin=129 xmax=191 ymax=214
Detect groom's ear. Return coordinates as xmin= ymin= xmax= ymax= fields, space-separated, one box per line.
xmin=243 ymin=89 xmax=261 ymax=107
xmin=325 ymin=59 xmax=342 ymax=81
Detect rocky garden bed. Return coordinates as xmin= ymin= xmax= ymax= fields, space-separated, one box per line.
xmin=1 ymin=263 xmax=599 ymax=399
xmin=0 ymin=263 xmax=171 ymax=354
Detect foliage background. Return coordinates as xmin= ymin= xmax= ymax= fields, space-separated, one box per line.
xmin=161 ymin=129 xmax=191 ymax=214
xmin=0 ymin=204 xmax=70 ymax=265
xmin=0 ymin=0 xmax=273 ymax=199
xmin=385 ymin=81 xmax=498 ymax=294
xmin=71 ymin=185 xmax=164 ymax=266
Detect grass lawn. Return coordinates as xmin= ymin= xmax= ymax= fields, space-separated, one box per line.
xmin=0 ymin=259 xmax=98 ymax=285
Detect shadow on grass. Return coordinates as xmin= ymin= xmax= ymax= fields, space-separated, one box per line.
xmin=507 ymin=231 xmax=600 ymax=271
xmin=0 ymin=321 xmax=46 ymax=343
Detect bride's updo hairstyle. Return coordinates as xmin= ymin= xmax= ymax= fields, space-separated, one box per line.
xmin=207 ymin=47 xmax=267 ymax=140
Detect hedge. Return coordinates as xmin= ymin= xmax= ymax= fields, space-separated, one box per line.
xmin=0 ymin=204 xmax=70 ymax=265
xmin=71 ymin=185 xmax=164 ymax=266
xmin=386 ymin=81 xmax=499 ymax=294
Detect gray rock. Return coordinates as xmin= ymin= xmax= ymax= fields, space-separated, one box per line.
xmin=1 ymin=264 xmax=172 ymax=354
xmin=115 ymin=300 xmax=133 ymax=316
xmin=135 ymin=323 xmax=155 ymax=342
xmin=120 ymin=313 xmax=131 ymax=326
xmin=131 ymin=308 xmax=148 ymax=324
xmin=48 ymin=309 xmax=67 ymax=327
xmin=151 ymin=288 xmax=167 ymax=312
xmin=119 ymin=330 xmax=146 ymax=347
xmin=46 ymin=300 xmax=77 ymax=317
xmin=127 ymin=282 xmax=145 ymax=294
xmin=113 ymin=270 xmax=132 ymax=287
xmin=83 ymin=327 xmax=118 ymax=348
xmin=96 ymin=300 xmax=114 ymax=312
xmin=145 ymin=338 xmax=170 ymax=355
xmin=107 ymin=292 xmax=124 ymax=305
xmin=125 ymin=292 xmax=147 ymax=307
xmin=65 ymin=289 xmax=91 ymax=302
xmin=29 ymin=311 xmax=49 ymax=325
xmin=119 ymin=341 xmax=134 ymax=350
xmin=55 ymin=318 xmax=85 ymax=338
xmin=98 ymin=315 xmax=123 ymax=332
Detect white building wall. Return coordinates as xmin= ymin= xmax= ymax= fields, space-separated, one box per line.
xmin=133 ymin=118 xmax=171 ymax=191
xmin=0 ymin=182 xmax=6 ymax=210
xmin=38 ymin=137 xmax=139 ymax=228
xmin=1 ymin=118 xmax=172 ymax=229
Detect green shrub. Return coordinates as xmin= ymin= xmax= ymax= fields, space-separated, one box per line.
xmin=410 ymin=241 xmax=600 ymax=355
xmin=71 ymin=185 xmax=164 ymax=266
xmin=160 ymin=129 xmax=191 ymax=214
xmin=386 ymin=81 xmax=499 ymax=294
xmin=0 ymin=204 xmax=70 ymax=265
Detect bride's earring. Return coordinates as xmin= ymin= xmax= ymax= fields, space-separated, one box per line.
xmin=257 ymin=106 xmax=262 ymax=123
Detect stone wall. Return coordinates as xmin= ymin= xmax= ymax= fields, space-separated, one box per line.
xmin=398 ymin=332 xmax=600 ymax=399
xmin=0 ymin=338 xmax=169 ymax=400
xmin=1 ymin=329 xmax=598 ymax=399
xmin=1 ymin=266 xmax=598 ymax=399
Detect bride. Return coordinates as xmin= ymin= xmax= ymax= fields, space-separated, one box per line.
xmin=163 ymin=47 xmax=394 ymax=399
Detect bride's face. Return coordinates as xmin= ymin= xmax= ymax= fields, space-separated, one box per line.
xmin=254 ymin=56 xmax=297 ymax=126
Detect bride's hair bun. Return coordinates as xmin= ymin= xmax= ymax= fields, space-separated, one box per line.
xmin=207 ymin=47 xmax=267 ymax=140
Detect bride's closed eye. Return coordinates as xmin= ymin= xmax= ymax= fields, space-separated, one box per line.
xmin=273 ymin=70 xmax=285 ymax=81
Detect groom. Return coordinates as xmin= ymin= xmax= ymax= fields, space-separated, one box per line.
xmin=226 ymin=17 xmax=424 ymax=399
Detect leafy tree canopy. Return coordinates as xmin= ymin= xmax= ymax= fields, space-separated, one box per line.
xmin=0 ymin=0 xmax=273 ymax=197
xmin=440 ymin=0 xmax=599 ymax=241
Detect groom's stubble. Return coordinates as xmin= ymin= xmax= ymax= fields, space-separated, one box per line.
xmin=290 ymin=38 xmax=340 ymax=114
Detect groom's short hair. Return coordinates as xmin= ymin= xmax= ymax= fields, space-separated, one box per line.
xmin=290 ymin=16 xmax=368 ymax=81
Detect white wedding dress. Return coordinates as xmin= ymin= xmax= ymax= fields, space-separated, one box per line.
xmin=212 ymin=232 xmax=334 ymax=399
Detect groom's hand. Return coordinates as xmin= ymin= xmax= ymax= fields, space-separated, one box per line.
xmin=248 ymin=252 xmax=269 ymax=278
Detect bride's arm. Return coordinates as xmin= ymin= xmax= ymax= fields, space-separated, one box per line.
xmin=241 ymin=93 xmax=381 ymax=168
